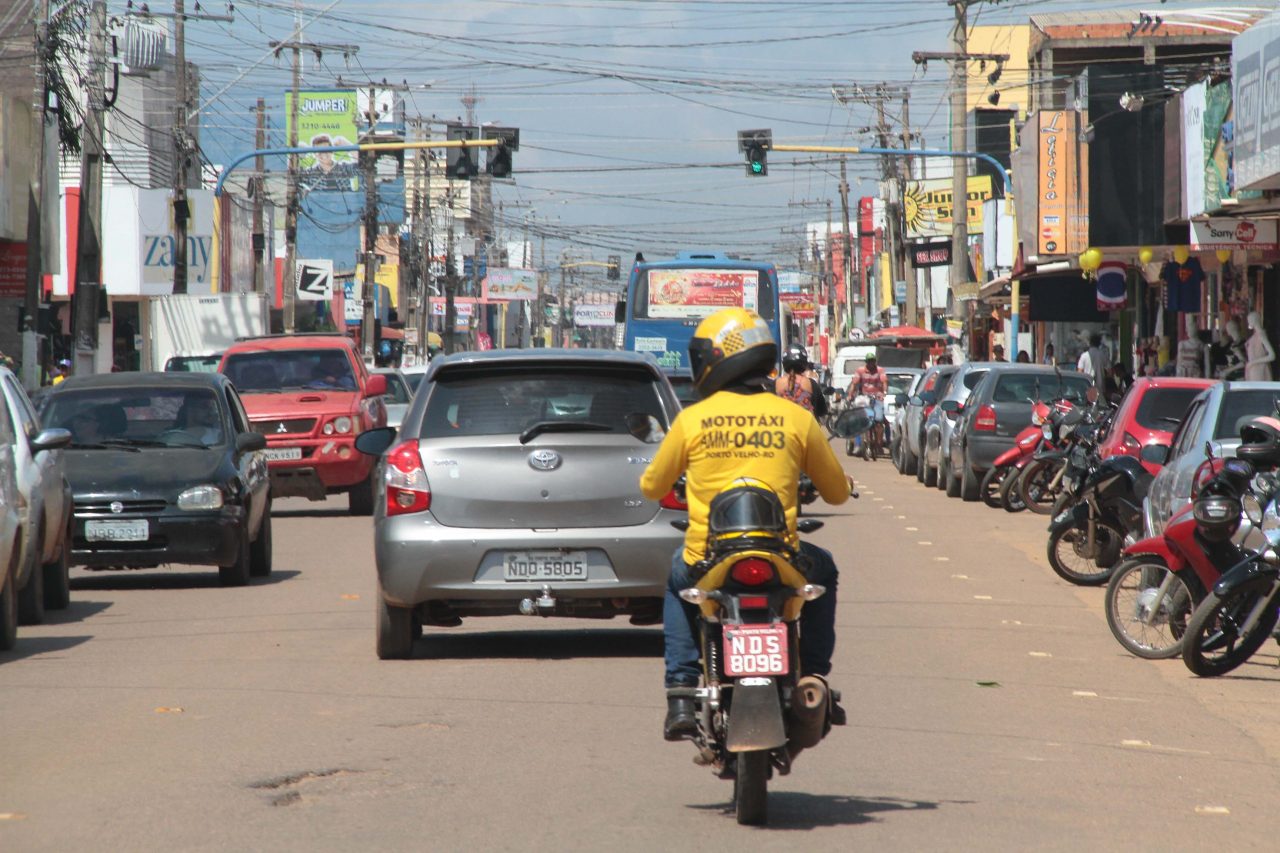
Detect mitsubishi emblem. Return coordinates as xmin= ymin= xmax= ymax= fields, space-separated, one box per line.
xmin=276 ymin=422 xmax=289 ymax=434
xmin=528 ymin=449 xmax=562 ymax=471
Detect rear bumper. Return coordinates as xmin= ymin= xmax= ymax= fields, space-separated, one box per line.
xmin=965 ymin=435 xmax=1016 ymax=472
xmin=70 ymin=507 xmax=246 ymax=568
xmin=374 ymin=510 xmax=685 ymax=609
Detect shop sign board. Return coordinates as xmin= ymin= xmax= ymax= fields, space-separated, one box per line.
xmin=1233 ymin=12 xmax=1280 ymax=190
xmin=903 ymin=175 xmax=992 ymax=239
xmin=910 ymin=240 xmax=951 ymax=268
xmin=1036 ymin=110 xmax=1088 ymax=256
xmin=1182 ymin=81 xmax=1207 ymax=218
xmin=1190 ymin=217 xmax=1279 ymax=250
xmin=573 ymin=303 xmax=615 ymax=327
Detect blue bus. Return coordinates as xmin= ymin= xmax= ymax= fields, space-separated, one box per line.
xmin=620 ymin=252 xmax=792 ymax=399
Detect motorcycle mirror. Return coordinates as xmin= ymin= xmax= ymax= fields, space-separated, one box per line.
xmin=1242 ymin=493 xmax=1264 ymax=525
xmin=1139 ymin=443 xmax=1170 ymax=465
xmin=833 ymin=408 xmax=873 ymax=438
xmin=1204 ymin=440 xmax=1215 ymax=462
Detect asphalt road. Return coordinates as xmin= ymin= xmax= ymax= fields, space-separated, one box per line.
xmin=4 ymin=445 xmax=1280 ymax=850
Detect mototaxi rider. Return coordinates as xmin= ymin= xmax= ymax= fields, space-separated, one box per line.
xmin=774 ymin=345 xmax=829 ymax=418
xmin=639 ymin=307 xmax=853 ymax=740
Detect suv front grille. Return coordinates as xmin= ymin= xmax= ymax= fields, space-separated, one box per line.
xmin=253 ymin=418 xmax=317 ymax=436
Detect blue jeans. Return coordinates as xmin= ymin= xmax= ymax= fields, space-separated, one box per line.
xmin=663 ymin=542 xmax=839 ymax=687
xmin=869 ymin=398 xmax=885 ymax=423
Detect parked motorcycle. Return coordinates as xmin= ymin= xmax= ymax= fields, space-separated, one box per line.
xmin=669 ymin=409 xmax=868 ymax=825
xmin=1019 ymin=401 xmax=1115 ymax=515
xmin=1105 ymin=449 xmax=1260 ymax=659
xmin=984 ymin=400 xmax=1057 ymax=511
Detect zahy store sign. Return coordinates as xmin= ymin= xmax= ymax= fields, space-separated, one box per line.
xmin=142 ymin=234 xmax=214 ymax=286
xmin=1190 ymin=217 xmax=1279 ymax=250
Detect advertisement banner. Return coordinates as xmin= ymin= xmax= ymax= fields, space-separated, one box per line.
xmin=1037 ymin=111 xmax=1070 ymax=254
xmin=429 ymin=298 xmax=474 ymax=331
xmin=1183 ymin=81 xmax=1208 ymax=218
xmin=295 ymin=259 xmax=334 ymax=301
xmin=482 ymin=267 xmax=538 ymax=301
xmin=573 ymin=303 xmax=615 ymax=327
xmin=1190 ymin=217 xmax=1279 ymax=250
xmin=904 ymin=175 xmax=993 ymax=239
xmin=285 ymin=90 xmax=360 ymax=192
xmin=646 ymin=269 xmax=757 ymax=318
xmin=910 ymin=240 xmax=952 ymax=268
xmin=0 ymin=240 xmax=25 ymax=298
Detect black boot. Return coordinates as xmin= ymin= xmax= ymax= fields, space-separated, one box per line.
xmin=663 ymin=695 xmax=697 ymax=741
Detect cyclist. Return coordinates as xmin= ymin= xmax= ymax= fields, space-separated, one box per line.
xmin=849 ymin=353 xmax=888 ymax=458
xmin=774 ymin=345 xmax=829 ymax=419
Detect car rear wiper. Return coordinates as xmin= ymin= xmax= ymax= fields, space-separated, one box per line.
xmin=68 ymin=441 xmax=141 ymax=452
xmin=519 ymin=420 xmax=613 ymax=445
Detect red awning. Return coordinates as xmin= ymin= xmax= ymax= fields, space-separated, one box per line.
xmin=380 ymin=327 xmax=405 ymax=340
xmin=870 ymin=325 xmax=938 ymax=339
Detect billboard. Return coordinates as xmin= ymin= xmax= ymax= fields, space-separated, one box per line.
xmin=646 ymin=269 xmax=758 ymax=318
xmin=778 ymin=271 xmax=817 ymax=318
xmin=285 ymin=90 xmax=360 ymax=192
xmin=904 ymin=175 xmax=993 ymax=239
xmin=573 ymin=303 xmax=615 ymax=327
xmin=482 ymin=267 xmax=538 ymax=301
xmin=1232 ymin=12 xmax=1280 ymax=190
xmin=1035 ymin=110 xmax=1088 ymax=255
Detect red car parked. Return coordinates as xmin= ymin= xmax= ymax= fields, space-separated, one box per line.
xmin=219 ymin=335 xmax=387 ymax=515
xmin=1097 ymin=377 xmax=1217 ymax=474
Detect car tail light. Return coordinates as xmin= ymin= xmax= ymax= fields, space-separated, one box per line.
xmin=738 ymin=595 xmax=769 ymax=609
xmin=974 ymin=404 xmax=997 ymax=432
xmin=385 ymin=440 xmax=431 ymax=516
xmin=660 ymin=490 xmax=688 ymax=510
xmin=730 ymin=558 xmax=775 ymax=586
xmin=1122 ymin=433 xmax=1142 ymax=455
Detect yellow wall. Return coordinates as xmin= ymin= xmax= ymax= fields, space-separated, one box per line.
xmin=967 ymin=25 xmax=1032 ymax=119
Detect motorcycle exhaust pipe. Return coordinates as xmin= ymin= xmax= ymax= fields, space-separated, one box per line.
xmin=787 ymin=675 xmax=830 ymax=758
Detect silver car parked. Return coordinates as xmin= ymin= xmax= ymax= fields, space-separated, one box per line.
xmin=1145 ymin=381 xmax=1280 ymax=535
xmin=0 ymin=383 xmax=26 ymax=651
xmin=923 ymin=362 xmax=993 ymax=490
xmin=901 ymin=364 xmax=958 ymax=478
xmin=0 ymin=368 xmax=73 ymax=626
xmin=372 ymin=368 xmax=413 ymax=431
xmin=357 ymin=349 xmax=686 ymax=659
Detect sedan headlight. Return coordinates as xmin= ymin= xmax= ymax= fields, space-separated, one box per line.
xmin=177 ymin=484 xmax=224 ymax=511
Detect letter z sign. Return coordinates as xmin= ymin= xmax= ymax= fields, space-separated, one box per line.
xmin=295 ymin=259 xmax=334 ymax=301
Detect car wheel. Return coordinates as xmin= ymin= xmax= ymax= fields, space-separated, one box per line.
xmin=945 ymin=455 xmax=962 ymax=497
xmin=376 ymin=589 xmax=415 ymax=659
xmin=960 ymin=460 xmax=980 ymax=502
xmin=17 ymin=535 xmax=44 ymax=626
xmin=923 ymin=450 xmax=938 ymax=488
xmin=249 ymin=504 xmax=273 ymax=578
xmin=0 ymin=548 xmax=18 ymax=651
xmin=349 ymin=472 xmax=376 ymax=517
xmin=937 ymin=452 xmax=950 ymax=492
xmin=218 ymin=525 xmax=252 ymax=587
xmin=901 ymin=437 xmax=918 ymax=477
xmin=42 ymin=524 xmax=71 ymax=611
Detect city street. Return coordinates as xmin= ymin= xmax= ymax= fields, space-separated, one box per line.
xmin=4 ymin=445 xmax=1280 ymax=850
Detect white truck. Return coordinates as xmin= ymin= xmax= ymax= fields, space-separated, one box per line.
xmin=145 ymin=293 xmax=270 ymax=372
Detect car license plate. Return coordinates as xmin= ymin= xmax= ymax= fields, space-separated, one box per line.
xmin=264 ymin=446 xmax=303 ymax=462
xmin=503 ymin=551 xmax=589 ymax=581
xmin=85 ymin=519 xmax=149 ymax=542
xmin=723 ymin=624 xmax=789 ymax=677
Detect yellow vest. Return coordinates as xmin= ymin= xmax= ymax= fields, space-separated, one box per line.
xmin=640 ymin=389 xmax=849 ymax=564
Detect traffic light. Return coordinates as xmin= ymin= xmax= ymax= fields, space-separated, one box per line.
xmin=737 ymin=129 xmax=771 ymax=177
xmin=607 ymin=254 xmax=621 ymax=280
xmin=483 ymin=126 xmax=520 ymax=178
xmin=446 ymin=123 xmax=479 ymax=180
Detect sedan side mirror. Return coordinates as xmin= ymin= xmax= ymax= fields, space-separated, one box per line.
xmin=1139 ymin=443 xmax=1170 ymax=465
xmin=939 ymin=399 xmax=961 ymax=414
xmin=236 ymin=432 xmax=267 ymax=453
xmin=30 ymin=427 xmax=72 ymax=453
xmin=355 ymin=426 xmax=398 ymax=457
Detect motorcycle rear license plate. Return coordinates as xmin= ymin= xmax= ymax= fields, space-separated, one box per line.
xmin=723 ymin=624 xmax=789 ymax=677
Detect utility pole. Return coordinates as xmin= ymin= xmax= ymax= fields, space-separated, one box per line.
xmin=24 ymin=0 xmax=52 ymax=387
xmin=72 ymin=0 xmax=108 ymax=377
xmin=838 ymin=158 xmax=854 ymax=338
xmin=360 ymin=83 xmax=380 ymax=365
xmin=172 ymin=0 xmax=189 ymax=293
xmin=272 ymin=34 xmax=359 ymax=332
xmin=949 ymin=0 xmax=969 ymax=328
xmin=252 ymin=98 xmax=266 ymax=293
xmin=901 ymin=90 xmax=917 ymax=328
xmin=444 ymin=192 xmax=457 ymax=354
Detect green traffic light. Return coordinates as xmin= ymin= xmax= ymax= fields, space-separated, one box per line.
xmin=751 ymin=160 xmax=763 ymax=174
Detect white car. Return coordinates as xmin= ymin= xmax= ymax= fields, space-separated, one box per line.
xmin=0 ymin=367 xmax=73 ymax=626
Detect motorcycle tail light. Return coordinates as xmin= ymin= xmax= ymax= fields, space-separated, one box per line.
xmin=738 ymin=595 xmax=769 ymax=609
xmin=974 ymin=404 xmax=997 ymax=432
xmin=730 ymin=558 xmax=775 ymax=586
xmin=660 ymin=489 xmax=688 ymax=510
xmin=385 ymin=440 xmax=430 ymax=516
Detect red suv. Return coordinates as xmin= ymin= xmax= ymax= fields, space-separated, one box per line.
xmin=219 ymin=335 xmax=387 ymax=514
xmin=1097 ymin=377 xmax=1217 ymax=474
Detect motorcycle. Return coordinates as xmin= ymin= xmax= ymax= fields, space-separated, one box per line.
xmin=668 ymin=408 xmax=868 ymax=825
xmin=1044 ymin=434 xmax=1155 ymax=586
xmin=844 ymin=394 xmax=878 ymax=459
xmin=1018 ymin=401 xmax=1115 ymax=515
xmin=1105 ymin=450 xmax=1261 ymax=659
xmin=981 ymin=399 xmax=1056 ymax=510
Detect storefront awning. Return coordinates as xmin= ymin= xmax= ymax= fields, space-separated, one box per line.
xmin=978 ymin=276 xmax=1011 ymax=300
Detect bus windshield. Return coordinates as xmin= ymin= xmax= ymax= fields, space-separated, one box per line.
xmin=632 ymin=268 xmax=775 ymax=321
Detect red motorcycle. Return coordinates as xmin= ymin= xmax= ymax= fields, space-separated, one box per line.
xmin=1103 ymin=452 xmax=1257 ymax=659
xmin=979 ymin=400 xmax=1054 ymax=510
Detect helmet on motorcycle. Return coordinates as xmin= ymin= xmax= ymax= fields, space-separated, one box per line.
xmin=781 ymin=345 xmax=809 ymax=375
xmin=688 ymin=308 xmax=778 ymax=397
xmin=1237 ymin=415 xmax=1280 ymax=467
xmin=1193 ymin=489 xmax=1242 ymax=542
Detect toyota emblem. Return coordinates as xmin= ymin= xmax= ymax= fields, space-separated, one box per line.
xmin=110 ymin=501 xmax=124 ymax=514
xmin=528 ymin=449 xmax=562 ymax=471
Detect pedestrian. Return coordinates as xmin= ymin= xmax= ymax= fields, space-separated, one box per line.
xmin=52 ymin=358 xmax=71 ymax=385
xmin=1042 ymin=343 xmax=1056 ymax=365
xmin=1016 ymin=350 xmax=1030 ymax=363
xmin=1076 ymin=334 xmax=1106 ymax=390
xmin=992 ymin=344 xmax=1005 ymax=361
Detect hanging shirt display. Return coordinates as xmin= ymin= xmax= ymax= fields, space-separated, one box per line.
xmin=1161 ymin=258 xmax=1205 ymax=313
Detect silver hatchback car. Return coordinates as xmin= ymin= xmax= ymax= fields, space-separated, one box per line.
xmin=357 ymin=349 xmax=686 ymax=658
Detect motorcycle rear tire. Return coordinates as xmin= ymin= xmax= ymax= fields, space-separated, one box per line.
xmin=734 ymin=750 xmax=769 ymax=826
xmin=1182 ymin=586 xmax=1280 ymax=678
xmin=1019 ymin=459 xmax=1062 ymax=516
xmin=1046 ymin=522 xmax=1121 ymax=586
xmin=980 ymin=466 xmax=1006 ymax=509
xmin=1104 ymin=557 xmax=1202 ymax=659
xmin=999 ymin=467 xmax=1027 ymax=513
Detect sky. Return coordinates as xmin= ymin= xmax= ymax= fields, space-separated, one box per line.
xmin=161 ymin=0 xmax=1264 ymax=270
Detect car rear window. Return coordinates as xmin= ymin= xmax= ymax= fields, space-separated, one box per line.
xmin=421 ymin=367 xmax=666 ymax=438
xmin=992 ymin=373 xmax=1091 ymax=404
xmin=223 ymin=349 xmax=357 ymax=392
xmin=1214 ymin=389 xmax=1280 ymax=439
xmin=1133 ymin=387 xmax=1203 ymax=431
